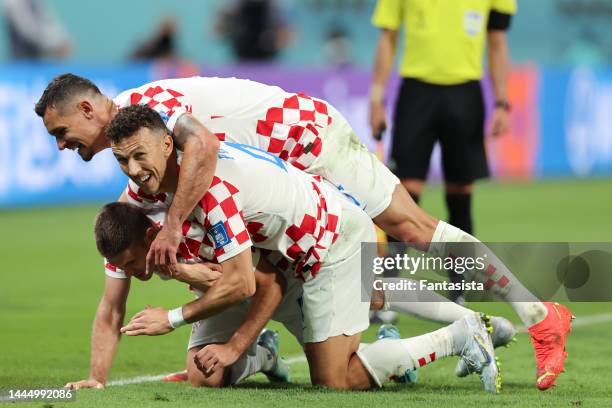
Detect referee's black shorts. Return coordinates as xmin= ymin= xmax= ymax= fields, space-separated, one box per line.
xmin=389 ymin=78 xmax=489 ymax=184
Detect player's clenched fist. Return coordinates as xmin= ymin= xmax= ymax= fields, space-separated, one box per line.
xmin=64 ymin=379 xmax=104 ymax=390
xmin=194 ymin=344 xmax=241 ymax=375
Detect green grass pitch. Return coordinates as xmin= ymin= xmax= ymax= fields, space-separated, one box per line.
xmin=1 ymin=178 xmax=611 ymax=407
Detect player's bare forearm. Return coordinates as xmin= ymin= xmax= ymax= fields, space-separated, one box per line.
xmin=226 ymin=267 xmax=285 ymax=356
xmin=89 ymin=302 xmax=123 ymax=383
xmin=371 ymin=29 xmax=398 ymax=96
xmin=173 ymin=262 xmax=222 ymax=291
xmin=88 ymin=277 xmax=130 ymax=384
xmin=167 ymin=114 xmax=220 ymax=227
xmin=182 ymin=250 xmax=256 ymax=322
xmin=370 ymin=28 xmax=398 ymax=138
xmin=487 ymin=30 xmax=511 ymax=101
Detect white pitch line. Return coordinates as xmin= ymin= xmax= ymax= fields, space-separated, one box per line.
xmin=107 ymin=312 xmax=612 ymax=387
xmin=284 ymin=355 xmax=307 ymax=364
xmin=107 ymin=374 xmax=168 ymax=386
xmin=106 ymin=355 xmax=307 ymax=387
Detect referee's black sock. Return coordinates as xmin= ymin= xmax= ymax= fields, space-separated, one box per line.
xmin=385 ymin=192 xmax=420 ymax=277
xmin=445 ymin=192 xmax=473 ymax=302
xmin=445 ymin=192 xmax=472 ymax=235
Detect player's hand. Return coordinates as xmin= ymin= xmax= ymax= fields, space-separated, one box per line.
xmin=64 ymin=379 xmax=104 ymax=390
xmin=146 ymin=222 xmax=182 ymax=277
xmin=156 ymin=263 xmax=180 ymax=279
xmin=193 ymin=343 xmax=241 ymax=375
xmin=369 ymin=101 xmax=387 ymax=141
xmin=120 ymin=306 xmax=174 ymax=336
xmin=489 ymin=107 xmax=510 ymax=138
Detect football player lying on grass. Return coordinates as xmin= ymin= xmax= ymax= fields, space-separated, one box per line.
xmin=66 ymin=203 xmax=300 ymax=389
xmin=71 ymin=202 xmax=501 ymax=392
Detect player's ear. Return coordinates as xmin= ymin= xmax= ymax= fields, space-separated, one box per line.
xmin=144 ymin=224 xmax=161 ymax=245
xmin=78 ymin=100 xmax=94 ymax=119
xmin=162 ymin=132 xmax=174 ymax=158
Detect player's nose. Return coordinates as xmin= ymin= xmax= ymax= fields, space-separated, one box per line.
xmin=127 ymin=159 xmax=141 ymax=177
xmin=56 ymin=138 xmax=67 ymax=150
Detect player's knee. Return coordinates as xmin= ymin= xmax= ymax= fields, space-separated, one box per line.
xmin=187 ymin=368 xmax=224 ymax=388
xmin=311 ymin=375 xmax=350 ymax=390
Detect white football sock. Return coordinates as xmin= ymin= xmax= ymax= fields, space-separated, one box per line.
xmin=357 ymin=319 xmax=468 ymax=386
xmin=430 ymin=221 xmax=548 ymax=327
xmin=384 ymin=281 xmax=472 ymax=323
xmin=227 ymin=345 xmax=274 ymax=385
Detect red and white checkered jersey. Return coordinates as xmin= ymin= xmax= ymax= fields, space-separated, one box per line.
xmin=113 ymin=76 xmax=334 ymax=170
xmin=105 ymin=142 xmax=343 ymax=281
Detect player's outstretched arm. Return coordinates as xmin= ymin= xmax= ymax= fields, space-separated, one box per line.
xmin=65 ymin=276 xmax=130 ymax=389
xmin=147 ymin=113 xmax=220 ymax=270
xmin=121 ymin=249 xmax=255 ymax=336
xmin=195 ymin=260 xmax=285 ymax=374
xmin=182 ymin=249 xmax=256 ymax=321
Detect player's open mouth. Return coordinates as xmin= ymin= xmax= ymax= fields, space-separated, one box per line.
xmin=66 ymin=142 xmax=83 ymax=151
xmin=140 ymin=174 xmax=151 ymax=183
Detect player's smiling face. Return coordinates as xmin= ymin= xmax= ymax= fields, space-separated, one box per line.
xmin=43 ymin=102 xmax=108 ymax=162
xmin=111 ymin=128 xmax=174 ymax=195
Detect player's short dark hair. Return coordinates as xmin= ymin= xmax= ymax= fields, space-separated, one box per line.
xmin=105 ymin=104 xmax=167 ymax=144
xmin=94 ymin=202 xmax=153 ymax=259
xmin=34 ymin=73 xmax=101 ymax=117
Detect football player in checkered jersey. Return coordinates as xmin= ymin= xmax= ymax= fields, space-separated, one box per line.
xmin=36 ymin=74 xmax=572 ymax=389
xmin=35 ymin=74 xmax=220 ymax=283
xmin=64 ymin=202 xmax=300 ymax=389
xmin=96 ymin=104 xmax=503 ymax=392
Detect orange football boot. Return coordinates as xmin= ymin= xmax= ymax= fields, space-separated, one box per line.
xmin=163 ymin=370 xmax=188 ymax=382
xmin=528 ymin=302 xmax=574 ymax=390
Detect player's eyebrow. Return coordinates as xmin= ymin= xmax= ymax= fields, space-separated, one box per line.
xmin=49 ymin=127 xmax=67 ymax=138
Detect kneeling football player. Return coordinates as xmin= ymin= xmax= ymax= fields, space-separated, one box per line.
xmin=105 ymin=105 xmax=502 ymax=392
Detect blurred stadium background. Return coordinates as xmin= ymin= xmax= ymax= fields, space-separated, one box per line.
xmin=1 ymin=1 xmax=611 ymax=407
xmin=0 ymin=0 xmax=611 ymax=209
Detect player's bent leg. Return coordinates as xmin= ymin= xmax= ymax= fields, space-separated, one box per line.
xmin=401 ymin=179 xmax=426 ymax=197
xmin=187 ymin=346 xmax=226 ymax=388
xmin=303 ymin=333 xmax=373 ymax=389
xmin=373 ymin=184 xmax=438 ymax=247
xmin=357 ymin=313 xmax=501 ymax=393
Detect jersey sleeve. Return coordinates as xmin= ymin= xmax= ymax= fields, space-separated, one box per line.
xmin=371 ymin=0 xmax=402 ymax=30
xmin=104 ymin=260 xmax=128 ymax=279
xmin=491 ymin=0 xmax=517 ymax=15
xmin=114 ymin=84 xmax=193 ymax=133
xmin=193 ymin=177 xmax=253 ymax=263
